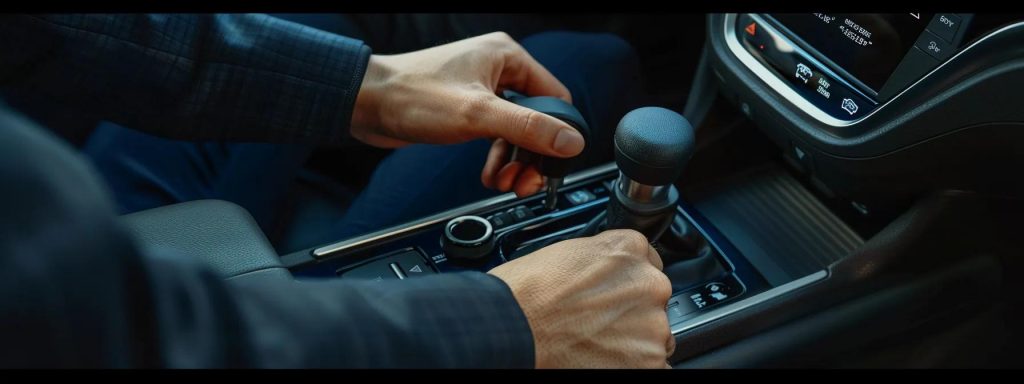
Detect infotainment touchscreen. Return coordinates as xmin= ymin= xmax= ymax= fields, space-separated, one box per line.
xmin=768 ymin=13 xmax=932 ymax=93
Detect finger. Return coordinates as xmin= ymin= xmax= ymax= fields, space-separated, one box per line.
xmin=512 ymin=165 xmax=544 ymax=197
xmin=466 ymin=96 xmax=584 ymax=159
xmin=666 ymin=332 xmax=677 ymax=358
xmin=645 ymin=242 xmax=664 ymax=271
xmin=481 ymin=139 xmax=511 ymax=189
xmin=498 ymin=43 xmax=572 ymax=103
xmin=495 ymin=161 xmax=524 ymax=192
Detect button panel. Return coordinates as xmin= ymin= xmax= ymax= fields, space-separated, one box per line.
xmin=737 ymin=14 xmax=877 ymax=121
xmin=391 ymin=250 xmax=436 ymax=277
xmin=338 ymin=249 xmax=436 ymax=280
xmin=667 ymin=275 xmax=745 ymax=325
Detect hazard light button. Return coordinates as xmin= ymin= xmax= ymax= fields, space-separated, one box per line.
xmin=390 ymin=250 xmax=437 ymax=278
xmin=745 ymin=21 xmax=757 ymax=36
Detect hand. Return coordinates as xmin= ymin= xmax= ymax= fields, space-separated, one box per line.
xmin=488 ymin=229 xmax=675 ymax=368
xmin=351 ymin=32 xmax=585 ymax=198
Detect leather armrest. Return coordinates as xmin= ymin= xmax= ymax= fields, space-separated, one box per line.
xmin=120 ymin=199 xmax=291 ymax=280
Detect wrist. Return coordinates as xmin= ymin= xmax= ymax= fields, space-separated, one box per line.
xmin=351 ymin=54 xmax=393 ymax=137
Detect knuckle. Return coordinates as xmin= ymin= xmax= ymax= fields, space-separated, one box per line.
xmin=614 ymin=229 xmax=650 ymax=253
xmin=647 ymin=267 xmax=673 ymax=301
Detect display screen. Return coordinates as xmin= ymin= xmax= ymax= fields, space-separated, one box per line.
xmin=768 ymin=13 xmax=933 ymax=93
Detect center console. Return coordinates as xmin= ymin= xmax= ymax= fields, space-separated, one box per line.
xmin=281 ymin=103 xmax=832 ymax=362
xmin=282 ymin=161 xmax=829 ymax=342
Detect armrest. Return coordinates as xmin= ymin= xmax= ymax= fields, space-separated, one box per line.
xmin=120 ymin=199 xmax=291 ymax=280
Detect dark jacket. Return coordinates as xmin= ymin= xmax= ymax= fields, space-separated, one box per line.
xmin=0 ymin=14 xmax=534 ymax=368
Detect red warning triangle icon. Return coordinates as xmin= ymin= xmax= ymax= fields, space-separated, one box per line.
xmin=745 ymin=22 xmax=757 ymax=36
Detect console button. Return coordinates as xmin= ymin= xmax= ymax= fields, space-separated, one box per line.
xmin=391 ymin=250 xmax=436 ymax=277
xmin=565 ymin=189 xmax=597 ymax=206
xmin=666 ymin=296 xmax=700 ymax=325
xmin=487 ymin=212 xmax=514 ymax=229
xmin=508 ymin=205 xmax=535 ymax=222
xmin=915 ymin=30 xmax=953 ymax=61
xmin=928 ymin=14 xmax=961 ymax=43
xmin=339 ymin=258 xmax=400 ymax=282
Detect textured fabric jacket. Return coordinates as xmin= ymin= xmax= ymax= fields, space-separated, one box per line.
xmin=0 ymin=14 xmax=534 ymax=368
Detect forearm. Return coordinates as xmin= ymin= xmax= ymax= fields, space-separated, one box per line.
xmin=0 ymin=105 xmax=534 ymax=368
xmin=220 ymin=269 xmax=536 ymax=368
xmin=0 ymin=14 xmax=370 ymax=144
xmin=129 ymin=249 xmax=535 ymax=368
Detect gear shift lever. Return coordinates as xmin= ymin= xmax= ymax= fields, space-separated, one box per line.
xmin=606 ymin=107 xmax=695 ymax=239
xmin=504 ymin=91 xmax=590 ymax=210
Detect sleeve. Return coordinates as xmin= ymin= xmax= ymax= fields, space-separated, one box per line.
xmin=0 ymin=105 xmax=535 ymax=368
xmin=146 ymin=252 xmax=537 ymax=368
xmin=0 ymin=14 xmax=371 ymax=144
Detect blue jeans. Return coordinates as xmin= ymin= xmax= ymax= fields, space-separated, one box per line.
xmin=83 ymin=30 xmax=645 ymax=251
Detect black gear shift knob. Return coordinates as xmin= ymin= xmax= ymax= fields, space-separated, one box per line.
xmin=606 ymin=107 xmax=695 ymax=239
xmin=614 ymin=107 xmax=695 ymax=188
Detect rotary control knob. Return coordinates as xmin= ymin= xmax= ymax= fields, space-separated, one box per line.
xmin=441 ymin=215 xmax=495 ymax=265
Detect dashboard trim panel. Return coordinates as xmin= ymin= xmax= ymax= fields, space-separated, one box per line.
xmin=671 ymin=269 xmax=828 ymax=335
xmin=311 ymin=162 xmax=619 ymax=260
xmin=724 ymin=13 xmax=1024 ymax=129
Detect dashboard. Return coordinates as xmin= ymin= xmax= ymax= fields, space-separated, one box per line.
xmin=708 ymin=13 xmax=1024 ymax=211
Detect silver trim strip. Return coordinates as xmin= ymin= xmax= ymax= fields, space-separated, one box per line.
xmin=724 ymin=13 xmax=1024 ymax=128
xmin=618 ymin=173 xmax=668 ymax=202
xmin=671 ymin=269 xmax=828 ymax=335
xmin=312 ymin=162 xmax=619 ymax=258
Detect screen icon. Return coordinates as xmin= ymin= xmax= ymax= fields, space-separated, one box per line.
xmin=795 ymin=63 xmax=812 ymax=84
xmin=690 ymin=293 xmax=707 ymax=309
xmin=841 ymin=98 xmax=859 ymax=115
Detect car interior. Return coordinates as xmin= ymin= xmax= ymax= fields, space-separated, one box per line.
xmin=88 ymin=13 xmax=1024 ymax=367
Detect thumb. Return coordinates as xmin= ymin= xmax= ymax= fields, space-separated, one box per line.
xmin=465 ymin=94 xmax=585 ymax=158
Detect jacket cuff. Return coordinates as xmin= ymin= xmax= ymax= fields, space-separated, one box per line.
xmin=328 ymin=42 xmax=372 ymax=145
xmin=386 ymin=272 xmax=536 ymax=368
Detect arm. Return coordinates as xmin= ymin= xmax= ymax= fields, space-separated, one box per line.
xmin=0 ymin=105 xmax=533 ymax=368
xmin=1 ymin=16 xmax=585 ymax=197
xmin=0 ymin=14 xmax=369 ymax=144
xmin=149 ymin=255 xmax=534 ymax=368
xmin=1 ymin=102 xmax=672 ymax=368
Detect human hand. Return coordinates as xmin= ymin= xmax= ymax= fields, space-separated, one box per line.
xmin=488 ymin=229 xmax=675 ymax=368
xmin=351 ymin=32 xmax=584 ymax=198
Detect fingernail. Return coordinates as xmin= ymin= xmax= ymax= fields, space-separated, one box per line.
xmin=553 ymin=129 xmax=585 ymax=156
